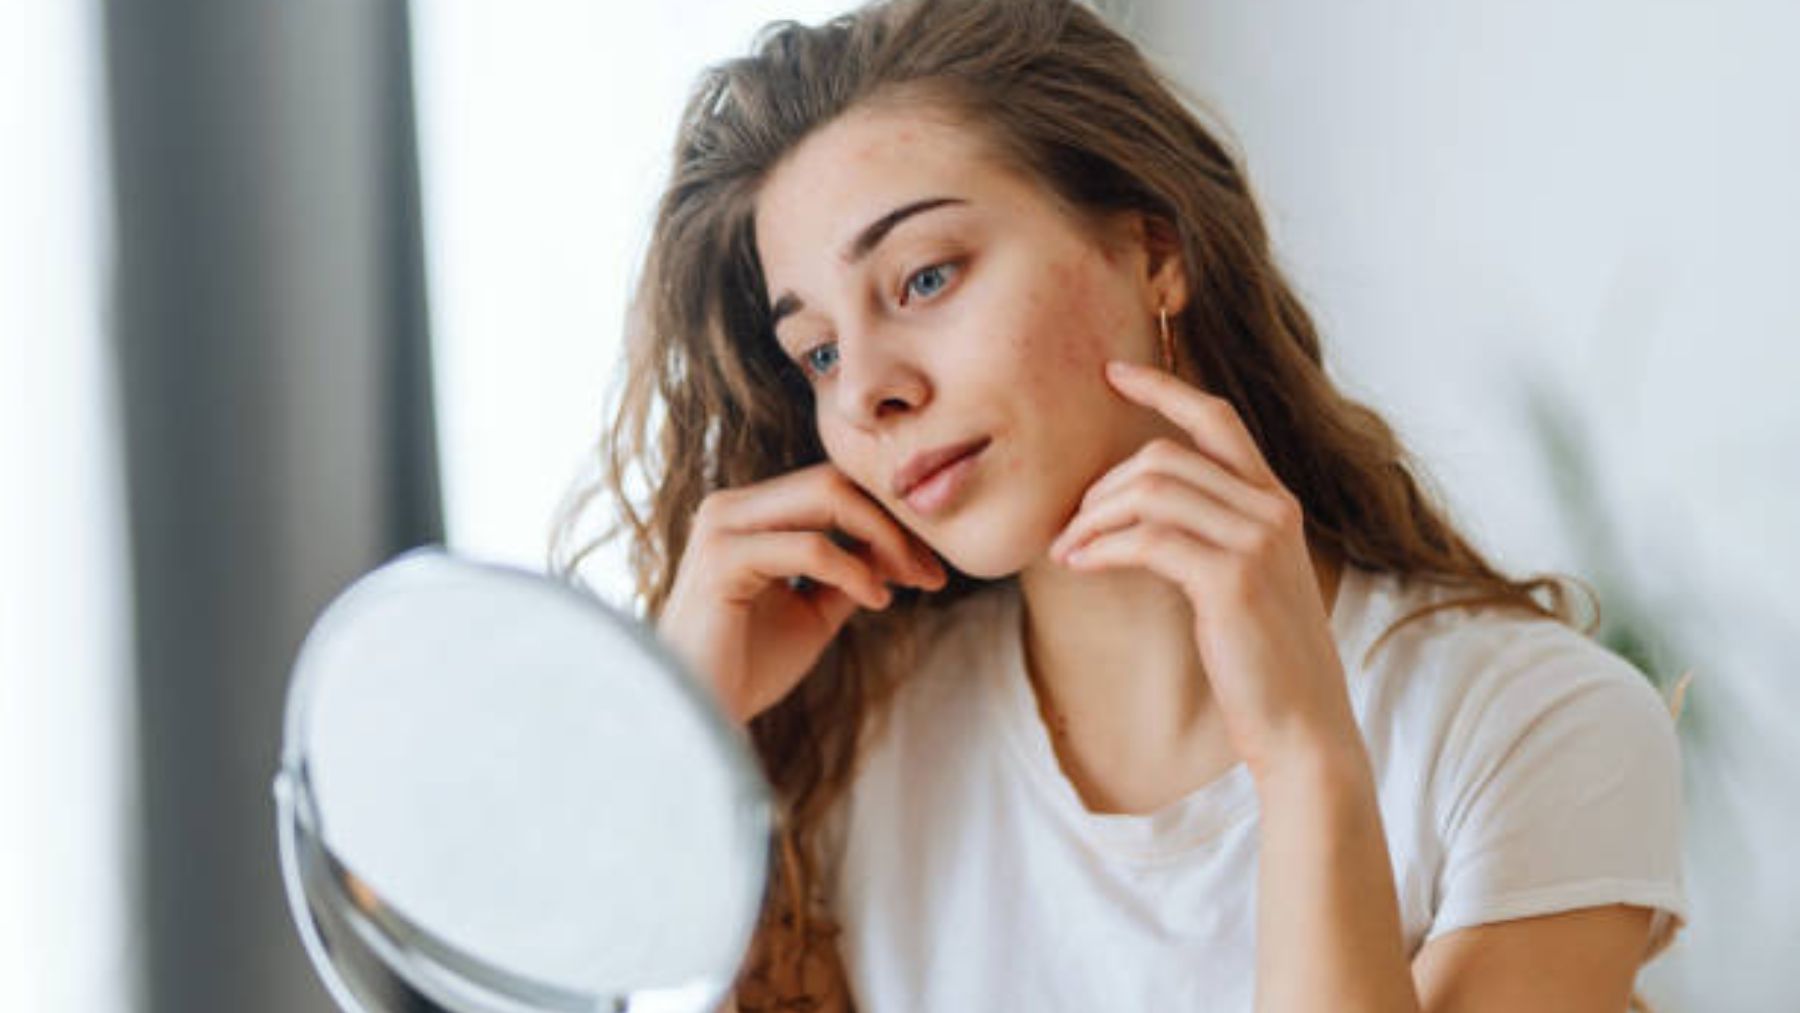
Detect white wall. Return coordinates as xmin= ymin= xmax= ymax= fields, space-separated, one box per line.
xmin=412 ymin=0 xmax=853 ymax=610
xmin=1135 ymin=1 xmax=1799 ymax=1007
xmin=0 ymin=1 xmax=138 ymax=1010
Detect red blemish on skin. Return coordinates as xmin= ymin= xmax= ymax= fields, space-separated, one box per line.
xmin=1038 ymin=255 xmax=1115 ymax=378
xmin=998 ymin=448 xmax=1022 ymax=480
xmin=851 ymin=129 xmax=915 ymax=169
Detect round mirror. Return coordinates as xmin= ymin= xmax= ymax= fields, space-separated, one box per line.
xmin=271 ymin=546 xmax=773 ymax=1013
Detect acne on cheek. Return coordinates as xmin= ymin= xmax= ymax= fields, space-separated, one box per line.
xmin=996 ymin=446 xmax=1024 ymax=485
xmin=1027 ymin=257 xmax=1117 ymax=385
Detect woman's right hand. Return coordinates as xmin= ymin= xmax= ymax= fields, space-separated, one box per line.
xmin=654 ymin=462 xmax=948 ymax=726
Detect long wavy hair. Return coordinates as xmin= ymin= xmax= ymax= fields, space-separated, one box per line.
xmin=548 ymin=0 xmax=1626 ymax=1008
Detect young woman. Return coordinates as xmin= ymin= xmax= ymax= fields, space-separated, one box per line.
xmin=552 ymin=0 xmax=1690 ymax=1008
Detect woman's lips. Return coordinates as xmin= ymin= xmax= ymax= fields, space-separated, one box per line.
xmin=902 ymin=440 xmax=988 ymax=516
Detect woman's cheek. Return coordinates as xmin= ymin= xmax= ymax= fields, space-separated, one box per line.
xmin=1026 ymin=268 xmax=1117 ymax=396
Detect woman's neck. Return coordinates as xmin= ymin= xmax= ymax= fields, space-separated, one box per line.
xmin=1014 ymin=537 xmax=1342 ymax=814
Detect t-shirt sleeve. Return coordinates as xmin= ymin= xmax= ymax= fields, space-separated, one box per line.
xmin=1424 ymin=632 xmax=1690 ymax=955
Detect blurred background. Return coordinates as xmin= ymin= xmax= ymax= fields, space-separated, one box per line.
xmin=3 ymin=0 xmax=1794 ymax=1010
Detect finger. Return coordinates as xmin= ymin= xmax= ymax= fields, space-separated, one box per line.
xmin=720 ymin=529 xmax=894 ymax=610
xmin=707 ymin=466 xmax=943 ymax=587
xmin=1052 ymin=477 xmax=1260 ymax=561
xmin=1061 ymin=521 xmax=1226 ymax=591
xmin=1074 ymin=437 xmax=1287 ymax=526
xmin=801 ymin=467 xmax=945 ymax=585
xmin=1103 ymin=360 xmax=1280 ymax=489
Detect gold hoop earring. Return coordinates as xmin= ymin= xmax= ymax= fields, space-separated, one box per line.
xmin=1158 ymin=304 xmax=1175 ymax=372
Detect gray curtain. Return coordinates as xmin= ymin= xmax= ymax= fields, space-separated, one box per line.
xmin=104 ymin=1 xmax=440 ymax=1010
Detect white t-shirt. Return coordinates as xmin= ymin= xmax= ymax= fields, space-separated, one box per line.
xmin=815 ymin=564 xmax=1690 ymax=1011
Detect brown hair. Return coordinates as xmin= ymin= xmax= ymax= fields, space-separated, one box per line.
xmin=549 ymin=0 xmax=1621 ymax=1007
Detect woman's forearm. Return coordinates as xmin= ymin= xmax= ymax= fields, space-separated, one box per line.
xmin=1253 ymin=737 xmax=1422 ymax=1013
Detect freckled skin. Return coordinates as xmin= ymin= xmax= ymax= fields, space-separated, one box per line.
xmin=754 ymin=104 xmax=1188 ymax=578
xmin=1043 ymin=256 xmax=1116 ymax=377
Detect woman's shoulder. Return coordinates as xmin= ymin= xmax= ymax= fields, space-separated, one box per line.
xmin=1350 ymin=568 xmax=1637 ymax=690
xmin=1349 ymin=569 xmax=1676 ymax=786
xmin=1354 ymin=577 xmax=1691 ymax=963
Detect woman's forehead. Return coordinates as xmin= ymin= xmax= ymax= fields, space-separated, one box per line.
xmin=755 ymin=105 xmax=1027 ymax=245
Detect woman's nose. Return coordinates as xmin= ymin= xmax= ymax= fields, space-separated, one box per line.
xmin=832 ymin=333 xmax=928 ymax=426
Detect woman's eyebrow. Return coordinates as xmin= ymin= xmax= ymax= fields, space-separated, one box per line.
xmin=769 ymin=195 xmax=969 ymax=329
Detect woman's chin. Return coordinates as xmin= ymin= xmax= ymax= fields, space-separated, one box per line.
xmin=929 ymin=536 xmax=1045 ymax=583
xmin=914 ymin=497 xmax=1068 ymax=582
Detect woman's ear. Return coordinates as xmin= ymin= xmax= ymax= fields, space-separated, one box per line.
xmin=1100 ymin=209 xmax=1189 ymax=315
xmin=1138 ymin=212 xmax=1189 ymax=315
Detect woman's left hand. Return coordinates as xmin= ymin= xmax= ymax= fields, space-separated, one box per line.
xmin=1045 ymin=359 xmax=1360 ymax=779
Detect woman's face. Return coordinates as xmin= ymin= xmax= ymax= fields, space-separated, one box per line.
xmin=753 ymin=102 xmax=1187 ymax=579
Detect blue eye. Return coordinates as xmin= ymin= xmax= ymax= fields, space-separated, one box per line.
xmin=800 ymin=341 xmax=838 ymax=379
xmin=904 ymin=262 xmax=957 ymax=303
xmin=792 ymin=261 xmax=959 ymax=382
